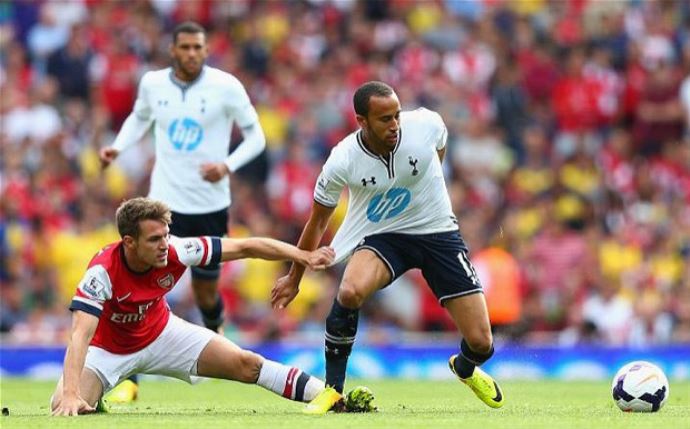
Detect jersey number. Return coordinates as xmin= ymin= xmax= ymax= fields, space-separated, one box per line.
xmin=457 ymin=251 xmax=480 ymax=286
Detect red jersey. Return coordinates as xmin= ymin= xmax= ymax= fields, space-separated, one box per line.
xmin=70 ymin=236 xmax=221 ymax=354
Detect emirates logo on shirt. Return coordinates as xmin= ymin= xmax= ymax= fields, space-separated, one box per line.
xmin=157 ymin=273 xmax=175 ymax=289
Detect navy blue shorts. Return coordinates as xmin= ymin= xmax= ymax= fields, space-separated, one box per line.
xmin=170 ymin=208 xmax=228 ymax=279
xmin=355 ymin=230 xmax=483 ymax=304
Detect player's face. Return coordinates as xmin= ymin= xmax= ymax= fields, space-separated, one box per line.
xmin=170 ymin=32 xmax=208 ymax=80
xmin=132 ymin=220 xmax=170 ymax=269
xmin=358 ymin=94 xmax=401 ymax=152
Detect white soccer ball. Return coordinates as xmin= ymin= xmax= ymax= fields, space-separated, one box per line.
xmin=611 ymin=361 xmax=669 ymax=412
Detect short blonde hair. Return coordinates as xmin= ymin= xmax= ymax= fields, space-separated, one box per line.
xmin=115 ymin=197 xmax=172 ymax=238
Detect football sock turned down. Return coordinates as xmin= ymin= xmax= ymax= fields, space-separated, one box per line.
xmin=324 ymin=298 xmax=359 ymax=393
xmin=453 ymin=339 xmax=495 ymax=379
xmin=257 ymin=359 xmax=325 ymax=402
xmin=200 ymin=297 xmax=224 ymax=332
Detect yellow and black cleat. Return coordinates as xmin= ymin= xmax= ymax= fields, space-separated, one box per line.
xmin=303 ymin=387 xmax=344 ymax=415
xmin=104 ymin=379 xmax=138 ymax=404
xmin=449 ymin=355 xmax=504 ymax=408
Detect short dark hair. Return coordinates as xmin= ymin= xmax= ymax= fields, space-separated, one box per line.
xmin=116 ymin=197 xmax=172 ymax=239
xmin=353 ymin=81 xmax=395 ymax=116
xmin=172 ymin=21 xmax=206 ymax=44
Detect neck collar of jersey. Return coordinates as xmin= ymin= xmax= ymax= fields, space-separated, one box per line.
xmin=169 ymin=65 xmax=206 ymax=90
xmin=356 ymin=128 xmax=402 ymax=159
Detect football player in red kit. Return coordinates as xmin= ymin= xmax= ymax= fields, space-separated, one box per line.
xmin=50 ymin=197 xmax=337 ymax=416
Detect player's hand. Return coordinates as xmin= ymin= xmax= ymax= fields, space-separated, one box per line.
xmin=305 ymin=246 xmax=335 ymax=271
xmin=200 ymin=162 xmax=230 ymax=183
xmin=271 ymin=274 xmax=300 ymax=309
xmin=51 ymin=394 xmax=95 ymax=417
xmin=99 ymin=147 xmax=119 ymax=169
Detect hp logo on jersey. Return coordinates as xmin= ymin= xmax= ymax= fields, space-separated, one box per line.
xmin=168 ymin=117 xmax=204 ymax=151
xmin=366 ymin=187 xmax=411 ymax=222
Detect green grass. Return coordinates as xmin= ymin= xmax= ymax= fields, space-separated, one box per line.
xmin=1 ymin=378 xmax=689 ymax=429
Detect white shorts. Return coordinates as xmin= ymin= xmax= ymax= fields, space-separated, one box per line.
xmin=84 ymin=314 xmax=215 ymax=393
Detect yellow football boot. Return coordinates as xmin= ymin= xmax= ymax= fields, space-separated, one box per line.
xmin=449 ymin=355 xmax=504 ymax=408
xmin=302 ymin=387 xmax=344 ymax=415
xmin=104 ymin=379 xmax=138 ymax=404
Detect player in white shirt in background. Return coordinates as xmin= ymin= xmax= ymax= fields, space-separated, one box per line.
xmin=99 ymin=21 xmax=265 ymax=403
xmin=271 ymin=81 xmax=505 ymax=414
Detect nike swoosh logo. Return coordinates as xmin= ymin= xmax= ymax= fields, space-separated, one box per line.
xmin=116 ymin=292 xmax=132 ymax=303
xmin=492 ymin=382 xmax=503 ymax=402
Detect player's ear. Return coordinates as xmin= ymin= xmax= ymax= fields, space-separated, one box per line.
xmin=355 ymin=114 xmax=367 ymax=129
xmin=122 ymin=235 xmax=136 ymax=249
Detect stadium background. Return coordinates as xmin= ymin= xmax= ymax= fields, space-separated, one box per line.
xmin=1 ymin=0 xmax=689 ymax=381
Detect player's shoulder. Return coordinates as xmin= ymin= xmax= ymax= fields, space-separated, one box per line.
xmin=402 ymin=107 xmax=445 ymax=128
xmin=139 ymin=67 xmax=173 ymax=88
xmin=328 ymin=131 xmax=360 ymax=160
xmin=88 ymin=241 xmax=121 ymax=269
xmin=203 ymin=66 xmax=246 ymax=90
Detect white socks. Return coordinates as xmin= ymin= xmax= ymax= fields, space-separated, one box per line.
xmin=256 ymin=359 xmax=325 ymax=402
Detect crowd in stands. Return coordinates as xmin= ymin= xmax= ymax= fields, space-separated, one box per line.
xmin=2 ymin=0 xmax=689 ymax=347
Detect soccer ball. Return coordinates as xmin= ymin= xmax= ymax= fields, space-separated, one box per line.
xmin=611 ymin=361 xmax=669 ymax=412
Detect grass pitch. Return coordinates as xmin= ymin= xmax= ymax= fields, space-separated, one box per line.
xmin=1 ymin=377 xmax=688 ymax=429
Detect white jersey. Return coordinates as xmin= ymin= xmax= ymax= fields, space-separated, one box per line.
xmin=315 ymin=108 xmax=457 ymax=263
xmin=122 ymin=66 xmax=259 ymax=214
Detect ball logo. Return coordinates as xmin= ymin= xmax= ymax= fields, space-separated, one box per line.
xmin=366 ymin=187 xmax=411 ymax=222
xmin=168 ymin=117 xmax=203 ymax=151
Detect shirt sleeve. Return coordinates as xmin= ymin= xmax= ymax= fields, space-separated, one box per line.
xmin=70 ymin=265 xmax=113 ymax=318
xmin=132 ymin=72 xmax=152 ymax=120
xmin=169 ymin=236 xmax=222 ymax=267
xmin=111 ymin=73 xmax=154 ymax=152
xmin=224 ymin=76 xmax=259 ymax=128
xmin=313 ymin=147 xmax=348 ymax=208
xmin=430 ymin=110 xmax=448 ymax=150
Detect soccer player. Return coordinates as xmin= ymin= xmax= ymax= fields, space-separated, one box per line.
xmin=50 ymin=197 xmax=336 ymax=416
xmin=99 ymin=21 xmax=265 ymax=401
xmin=271 ymin=81 xmax=505 ymax=413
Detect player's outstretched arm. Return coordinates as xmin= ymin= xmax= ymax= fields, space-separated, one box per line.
xmin=271 ymin=202 xmax=335 ymax=309
xmin=100 ymin=112 xmax=153 ymax=169
xmin=219 ymin=237 xmax=334 ymax=270
xmin=52 ymin=311 xmax=99 ymax=416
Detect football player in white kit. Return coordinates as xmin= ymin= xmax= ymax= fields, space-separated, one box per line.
xmin=271 ymin=81 xmax=505 ymax=413
xmin=99 ymin=22 xmax=265 ymax=401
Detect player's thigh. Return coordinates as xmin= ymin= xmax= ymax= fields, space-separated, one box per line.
xmin=140 ymin=315 xmax=215 ymax=382
xmin=444 ymin=293 xmax=493 ymax=350
xmin=195 ymin=336 xmax=262 ymax=383
xmin=51 ymin=368 xmax=104 ymax=409
xmin=339 ymin=249 xmax=392 ymax=307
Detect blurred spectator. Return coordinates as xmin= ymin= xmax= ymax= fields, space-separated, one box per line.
xmin=46 ymin=23 xmax=93 ymax=101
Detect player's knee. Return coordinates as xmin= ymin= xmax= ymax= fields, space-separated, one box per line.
xmin=466 ymin=330 xmax=493 ymax=355
xmin=238 ymin=350 xmax=263 ymax=383
xmin=338 ymin=282 xmax=366 ymax=309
